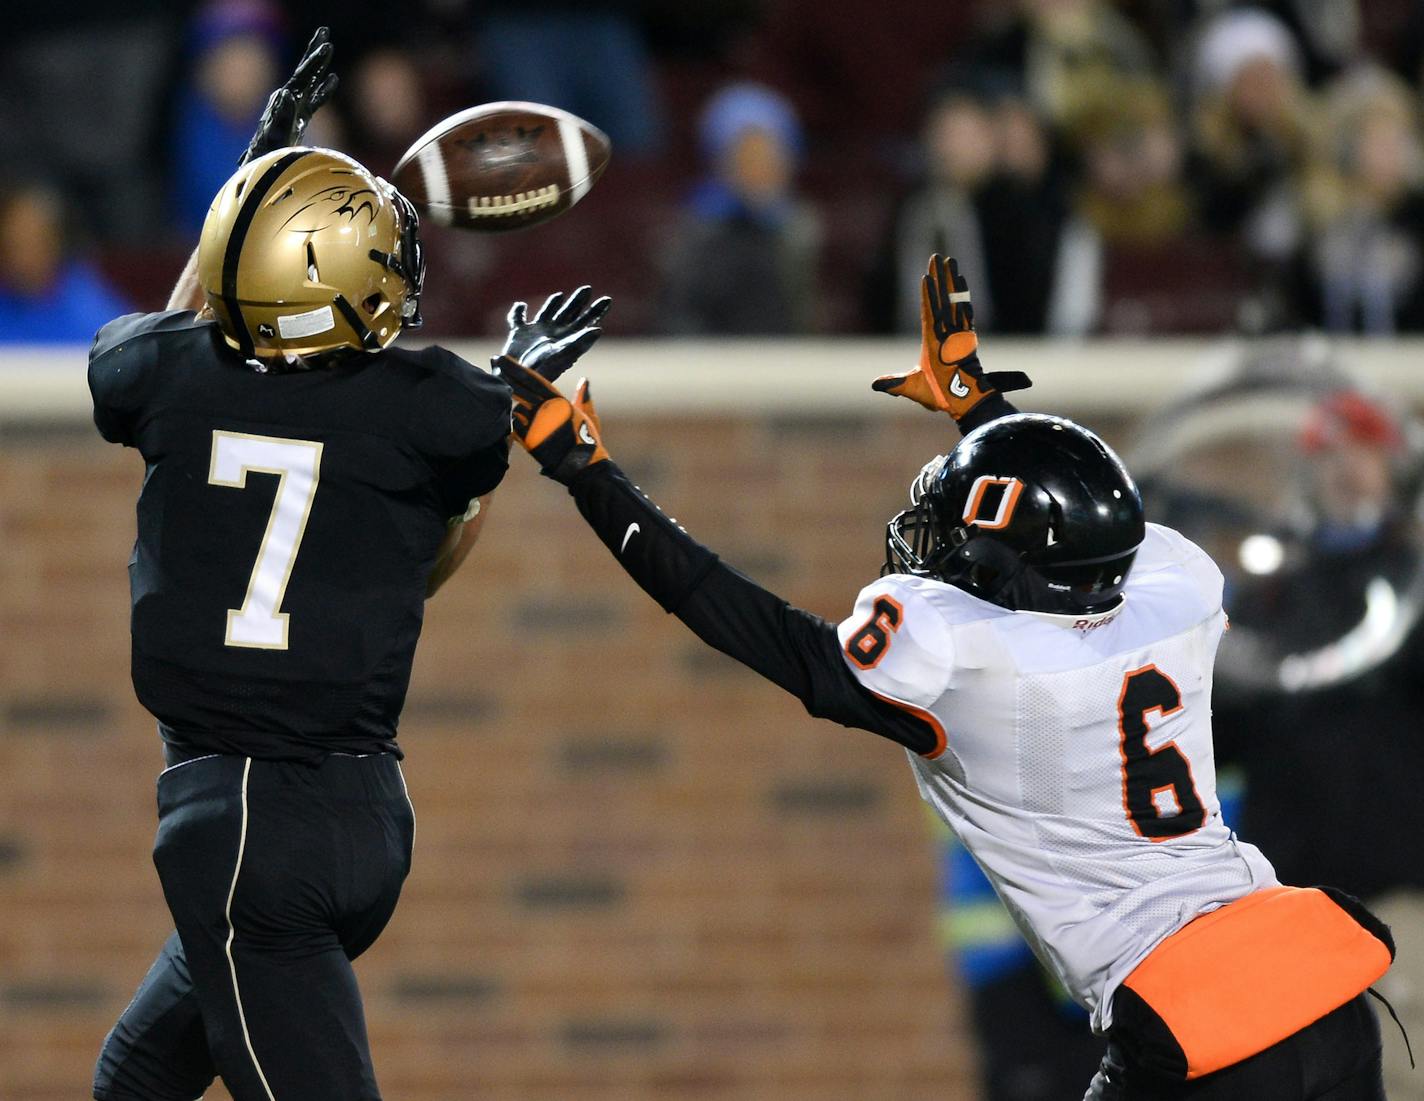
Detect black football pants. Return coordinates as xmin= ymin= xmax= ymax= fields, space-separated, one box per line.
xmin=969 ymin=963 xmax=1104 ymax=1101
xmin=1084 ymin=992 xmax=1385 ymax=1100
xmin=93 ymin=752 xmax=415 ymax=1101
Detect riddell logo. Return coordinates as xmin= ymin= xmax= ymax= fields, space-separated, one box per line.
xmin=1073 ymin=610 xmax=1120 ymax=632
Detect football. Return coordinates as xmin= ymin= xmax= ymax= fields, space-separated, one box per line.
xmin=391 ymin=102 xmax=611 ymax=233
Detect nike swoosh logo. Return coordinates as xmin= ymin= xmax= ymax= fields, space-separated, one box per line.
xmin=621 ymin=523 xmax=640 ymax=553
xmin=578 ymin=423 xmax=596 ymax=445
xmin=948 ymin=372 xmax=970 ymax=399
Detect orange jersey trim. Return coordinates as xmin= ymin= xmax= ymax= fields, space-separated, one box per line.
xmin=1122 ymin=885 xmax=1392 ymax=1079
xmin=863 ymin=685 xmax=947 ymax=760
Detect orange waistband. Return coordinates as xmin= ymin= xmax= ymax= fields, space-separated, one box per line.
xmin=1120 ymin=885 xmax=1392 ymax=1079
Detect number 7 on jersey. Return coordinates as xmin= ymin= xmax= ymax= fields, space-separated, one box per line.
xmin=208 ymin=431 xmax=323 ymax=650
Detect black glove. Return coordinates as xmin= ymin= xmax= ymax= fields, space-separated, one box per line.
xmin=501 ymin=285 xmax=612 ymax=377
xmin=239 ymin=27 xmax=338 ymax=167
xmin=494 ymin=356 xmax=609 ymax=485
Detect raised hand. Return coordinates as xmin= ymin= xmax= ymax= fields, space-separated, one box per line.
xmin=872 ymin=254 xmax=1030 ymax=421
xmin=240 ymin=27 xmax=339 ymax=166
xmin=502 ymin=285 xmax=612 ymax=377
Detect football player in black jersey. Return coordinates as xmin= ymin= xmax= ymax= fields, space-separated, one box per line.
xmin=88 ymin=31 xmax=606 ymax=1101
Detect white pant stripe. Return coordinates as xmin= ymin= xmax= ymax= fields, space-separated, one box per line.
xmin=223 ymin=757 xmax=278 ymax=1100
xmin=396 ymin=760 xmax=417 ymax=859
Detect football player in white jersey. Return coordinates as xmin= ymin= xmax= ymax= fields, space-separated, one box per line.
xmin=492 ymin=256 xmax=1397 ymax=1098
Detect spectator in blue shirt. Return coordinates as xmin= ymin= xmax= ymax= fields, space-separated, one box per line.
xmin=0 ymin=184 xmax=131 ymax=343
xmin=658 ymin=83 xmax=822 ymax=334
xmin=170 ymin=1 xmax=286 ymax=234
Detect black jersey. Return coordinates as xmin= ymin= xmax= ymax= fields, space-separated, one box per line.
xmin=88 ymin=310 xmax=511 ymax=761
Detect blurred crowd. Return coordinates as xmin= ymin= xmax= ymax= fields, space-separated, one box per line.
xmin=6 ymin=0 xmax=1424 ymax=341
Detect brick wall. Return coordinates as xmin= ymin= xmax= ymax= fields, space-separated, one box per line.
xmin=0 ymin=410 xmax=1127 ymax=1100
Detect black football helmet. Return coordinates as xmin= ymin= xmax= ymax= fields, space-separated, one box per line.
xmin=884 ymin=414 xmax=1145 ymax=614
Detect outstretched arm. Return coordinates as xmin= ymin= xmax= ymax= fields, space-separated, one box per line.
xmin=493 ymin=353 xmax=942 ymax=757
xmin=872 ymin=254 xmax=1030 ymax=437
xmin=167 ymin=248 xmax=204 ymax=312
xmin=169 ymin=28 xmax=338 ymax=314
xmin=569 ymin=460 xmax=941 ymax=754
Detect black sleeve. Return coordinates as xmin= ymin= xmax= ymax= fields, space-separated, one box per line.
xmin=568 ymin=462 xmax=942 ymax=755
xmin=412 ymin=346 xmax=513 ymax=518
xmin=87 ymin=310 xmax=190 ymax=445
xmin=435 ymin=434 xmax=510 ymax=518
xmin=957 ymin=392 xmax=1019 ymax=436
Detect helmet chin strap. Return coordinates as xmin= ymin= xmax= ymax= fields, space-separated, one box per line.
xmin=331 ymin=294 xmax=383 ymax=351
xmin=947 ymin=535 xmax=1030 ymax=605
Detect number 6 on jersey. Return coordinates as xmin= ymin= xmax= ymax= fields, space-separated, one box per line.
xmin=208 ymin=431 xmax=323 ymax=649
xmin=1117 ymin=665 xmax=1206 ymax=840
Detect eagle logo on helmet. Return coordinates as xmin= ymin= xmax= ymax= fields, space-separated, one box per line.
xmin=278 ymin=185 xmax=381 ymax=233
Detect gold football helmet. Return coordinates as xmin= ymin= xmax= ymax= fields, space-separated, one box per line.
xmin=197 ymin=147 xmax=424 ymax=360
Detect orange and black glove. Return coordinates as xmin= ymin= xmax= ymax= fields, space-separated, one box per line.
xmin=872 ymin=254 xmax=1030 ymax=422
xmin=494 ymin=356 xmax=609 ymax=485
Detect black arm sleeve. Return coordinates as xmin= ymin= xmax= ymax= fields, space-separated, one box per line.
xmin=568 ymin=462 xmax=942 ymax=755
xmin=957 ymin=393 xmax=1020 ymax=436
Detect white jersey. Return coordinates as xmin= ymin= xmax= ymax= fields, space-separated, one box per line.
xmin=836 ymin=523 xmax=1277 ymax=1031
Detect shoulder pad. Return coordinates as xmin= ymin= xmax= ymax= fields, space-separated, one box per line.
xmin=88 ymin=312 xmax=208 ymax=444
xmin=883 ymin=572 xmax=1016 ymax=626
xmin=836 ymin=576 xmax=957 ymax=711
xmin=1132 ymin=524 xmax=1225 ymax=615
xmin=90 ymin=310 xmax=202 ymax=362
xmin=416 ymin=344 xmax=512 ymax=397
xmin=405 ymin=344 xmax=513 ymax=459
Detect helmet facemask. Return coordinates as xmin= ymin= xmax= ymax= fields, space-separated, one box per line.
xmin=883 ymin=491 xmax=1031 ymax=605
xmin=370 ymin=180 xmax=425 ymax=331
xmin=883 ymin=503 xmax=944 ymax=577
xmin=884 ymin=454 xmax=966 ymax=578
